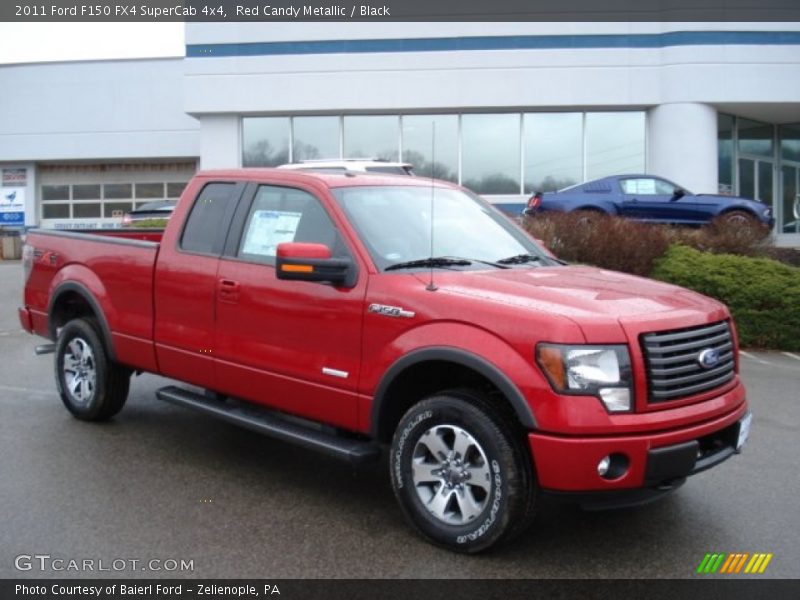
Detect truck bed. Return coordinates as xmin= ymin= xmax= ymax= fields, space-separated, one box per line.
xmin=22 ymin=228 xmax=162 ymax=373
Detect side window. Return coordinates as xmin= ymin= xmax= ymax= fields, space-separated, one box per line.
xmin=237 ymin=185 xmax=345 ymax=265
xmin=181 ymin=183 xmax=237 ymax=254
xmin=621 ymin=178 xmax=674 ymax=195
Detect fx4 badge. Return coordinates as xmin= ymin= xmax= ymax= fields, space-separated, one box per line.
xmin=368 ymin=303 xmax=415 ymax=319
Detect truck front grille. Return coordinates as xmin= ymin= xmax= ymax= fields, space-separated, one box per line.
xmin=641 ymin=321 xmax=735 ymax=403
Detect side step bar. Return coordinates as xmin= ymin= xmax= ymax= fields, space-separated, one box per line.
xmin=156 ymin=386 xmax=380 ymax=465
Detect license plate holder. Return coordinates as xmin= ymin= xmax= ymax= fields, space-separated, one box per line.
xmin=736 ymin=412 xmax=752 ymax=452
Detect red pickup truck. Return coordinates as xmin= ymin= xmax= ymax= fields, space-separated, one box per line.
xmin=20 ymin=169 xmax=751 ymax=552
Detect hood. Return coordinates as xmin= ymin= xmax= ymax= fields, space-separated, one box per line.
xmin=429 ymin=265 xmax=727 ymax=339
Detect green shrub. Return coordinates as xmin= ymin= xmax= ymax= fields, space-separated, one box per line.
xmin=652 ymin=245 xmax=800 ymax=350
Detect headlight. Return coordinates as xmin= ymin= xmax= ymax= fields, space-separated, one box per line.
xmin=536 ymin=344 xmax=633 ymax=413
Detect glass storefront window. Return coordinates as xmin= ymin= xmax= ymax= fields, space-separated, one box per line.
xmin=718 ymin=114 xmax=734 ymax=194
xmin=73 ymin=203 xmax=101 ymax=218
xmin=136 ymin=183 xmax=165 ymax=199
xmin=585 ymin=112 xmax=645 ymax=180
xmin=42 ymin=204 xmax=69 ymax=219
xmin=461 ymin=113 xmax=521 ymax=194
xmin=739 ymin=158 xmax=755 ymax=200
xmin=167 ymin=182 xmax=187 ymax=198
xmin=738 ymin=118 xmax=773 ymax=158
xmin=780 ymin=123 xmax=800 ymax=163
xmin=343 ymin=116 xmax=399 ymax=161
xmin=72 ymin=184 xmax=101 ymax=200
xmin=42 ymin=185 xmax=69 ymax=201
xmin=524 ymin=113 xmax=582 ymax=192
xmin=104 ymin=202 xmax=133 ymax=218
xmin=293 ymin=116 xmax=340 ymax=161
xmin=782 ymin=166 xmax=800 ymax=234
xmin=104 ymin=183 xmax=132 ymax=199
xmin=401 ymin=115 xmax=458 ymax=182
xmin=243 ymin=117 xmax=290 ymax=167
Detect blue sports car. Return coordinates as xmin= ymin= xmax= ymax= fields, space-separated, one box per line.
xmin=524 ymin=174 xmax=774 ymax=230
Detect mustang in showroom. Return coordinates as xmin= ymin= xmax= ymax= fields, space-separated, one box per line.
xmin=524 ymin=175 xmax=774 ymax=231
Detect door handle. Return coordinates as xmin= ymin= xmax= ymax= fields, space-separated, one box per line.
xmin=218 ymin=279 xmax=240 ymax=303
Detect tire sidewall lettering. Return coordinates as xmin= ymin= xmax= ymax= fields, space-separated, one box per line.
xmin=393 ymin=409 xmax=433 ymax=489
xmin=456 ymin=459 xmax=503 ymax=545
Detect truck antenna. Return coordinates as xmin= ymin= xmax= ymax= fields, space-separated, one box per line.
xmin=426 ymin=122 xmax=438 ymax=292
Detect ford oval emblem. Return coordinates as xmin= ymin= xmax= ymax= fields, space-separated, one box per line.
xmin=697 ymin=348 xmax=720 ymax=369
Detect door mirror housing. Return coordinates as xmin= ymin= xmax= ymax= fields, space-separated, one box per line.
xmin=275 ymin=242 xmax=356 ymax=287
xmin=672 ymin=188 xmax=686 ymax=201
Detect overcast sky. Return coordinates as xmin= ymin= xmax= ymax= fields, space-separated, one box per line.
xmin=0 ymin=23 xmax=184 ymax=64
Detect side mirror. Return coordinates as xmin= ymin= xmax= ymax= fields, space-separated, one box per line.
xmin=672 ymin=188 xmax=686 ymax=201
xmin=275 ymin=242 xmax=355 ymax=287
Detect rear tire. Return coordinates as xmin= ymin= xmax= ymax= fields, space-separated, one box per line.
xmin=573 ymin=209 xmax=605 ymax=226
xmin=390 ymin=390 xmax=536 ymax=553
xmin=55 ymin=318 xmax=130 ymax=421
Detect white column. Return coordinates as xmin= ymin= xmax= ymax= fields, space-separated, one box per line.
xmin=647 ymin=103 xmax=718 ymax=194
xmin=198 ymin=115 xmax=241 ymax=170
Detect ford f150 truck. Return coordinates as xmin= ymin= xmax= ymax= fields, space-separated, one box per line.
xmin=20 ymin=169 xmax=751 ymax=552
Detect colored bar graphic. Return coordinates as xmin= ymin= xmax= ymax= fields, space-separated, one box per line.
xmin=720 ymin=554 xmax=736 ymax=573
xmin=759 ymin=554 xmax=773 ymax=573
xmin=699 ymin=552 xmax=773 ymax=575
xmin=745 ymin=554 xmax=762 ymax=573
xmin=697 ymin=554 xmax=712 ymax=574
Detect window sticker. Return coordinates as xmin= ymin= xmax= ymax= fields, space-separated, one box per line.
xmin=241 ymin=210 xmax=302 ymax=257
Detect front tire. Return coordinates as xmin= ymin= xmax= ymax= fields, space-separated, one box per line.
xmin=55 ymin=318 xmax=130 ymax=421
xmin=390 ymin=390 xmax=536 ymax=553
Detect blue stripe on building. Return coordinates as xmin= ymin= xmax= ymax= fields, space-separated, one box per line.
xmin=187 ymin=31 xmax=800 ymax=58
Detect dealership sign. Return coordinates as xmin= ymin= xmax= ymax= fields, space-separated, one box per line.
xmin=0 ymin=187 xmax=26 ymax=225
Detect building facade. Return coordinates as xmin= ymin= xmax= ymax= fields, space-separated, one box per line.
xmin=2 ymin=23 xmax=799 ymax=244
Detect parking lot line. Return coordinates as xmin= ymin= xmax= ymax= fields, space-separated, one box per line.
xmin=0 ymin=384 xmax=53 ymax=397
xmin=739 ymin=351 xmax=770 ymax=365
xmin=781 ymin=352 xmax=800 ymax=362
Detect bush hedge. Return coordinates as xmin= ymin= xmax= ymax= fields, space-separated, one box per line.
xmin=651 ymin=245 xmax=800 ymax=350
xmin=524 ymin=212 xmax=670 ymax=276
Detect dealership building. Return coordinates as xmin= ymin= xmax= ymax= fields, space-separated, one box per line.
xmin=1 ymin=22 xmax=799 ymax=245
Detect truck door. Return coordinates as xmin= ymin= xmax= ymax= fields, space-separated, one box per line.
xmin=154 ymin=181 xmax=244 ymax=390
xmin=213 ymin=183 xmax=366 ymax=430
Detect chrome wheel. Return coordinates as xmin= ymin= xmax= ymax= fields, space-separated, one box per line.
xmin=62 ymin=338 xmax=96 ymax=405
xmin=411 ymin=424 xmax=492 ymax=525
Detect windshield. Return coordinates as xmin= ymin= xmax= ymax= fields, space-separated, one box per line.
xmin=332 ymin=185 xmax=551 ymax=271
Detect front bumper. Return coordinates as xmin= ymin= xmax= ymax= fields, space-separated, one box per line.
xmin=528 ymin=401 xmax=749 ymax=494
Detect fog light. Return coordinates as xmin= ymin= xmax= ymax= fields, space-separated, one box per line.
xmin=597 ymin=453 xmax=630 ymax=480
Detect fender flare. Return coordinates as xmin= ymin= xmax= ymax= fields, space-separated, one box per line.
xmin=47 ymin=281 xmax=116 ymax=361
xmin=370 ymin=347 xmax=537 ymax=438
xmin=718 ymin=206 xmax=759 ymax=219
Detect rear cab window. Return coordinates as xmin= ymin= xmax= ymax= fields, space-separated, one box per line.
xmin=180 ymin=182 xmax=240 ymax=255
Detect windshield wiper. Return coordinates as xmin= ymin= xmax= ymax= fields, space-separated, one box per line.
xmin=385 ymin=257 xmax=472 ymax=271
xmin=496 ymin=253 xmax=545 ymax=265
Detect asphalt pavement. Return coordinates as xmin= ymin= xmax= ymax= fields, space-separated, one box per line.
xmin=1 ymin=260 xmax=798 ymax=579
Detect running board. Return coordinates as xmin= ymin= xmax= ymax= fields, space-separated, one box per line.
xmin=155 ymin=386 xmax=380 ymax=465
